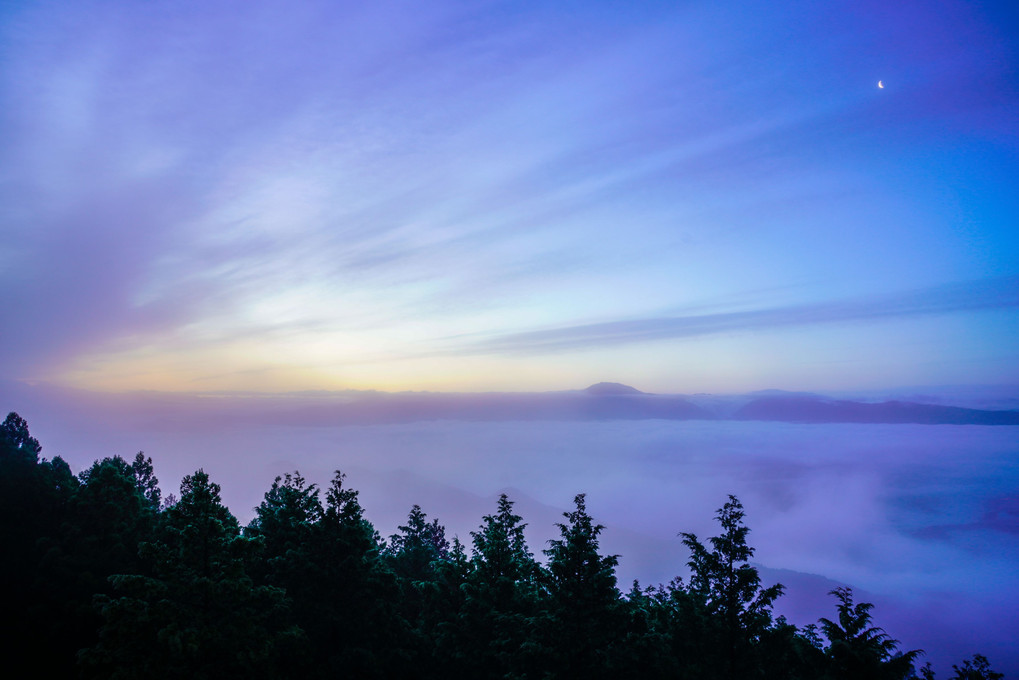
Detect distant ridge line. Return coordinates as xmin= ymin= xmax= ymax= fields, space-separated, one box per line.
xmin=584 ymin=382 xmax=646 ymax=395
xmin=732 ymin=395 xmax=1019 ymax=425
xmin=4 ymin=380 xmax=1018 ymax=426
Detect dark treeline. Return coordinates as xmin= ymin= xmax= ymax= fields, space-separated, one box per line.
xmin=0 ymin=412 xmax=1005 ymax=679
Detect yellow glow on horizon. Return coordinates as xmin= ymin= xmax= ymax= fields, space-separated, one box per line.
xmin=45 ymin=309 xmax=1001 ymax=395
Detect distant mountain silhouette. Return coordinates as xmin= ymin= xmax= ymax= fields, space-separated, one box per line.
xmin=4 ymin=380 xmax=1017 ymax=426
xmin=584 ymin=382 xmax=645 ymax=395
xmin=733 ymin=395 xmax=1019 ymax=425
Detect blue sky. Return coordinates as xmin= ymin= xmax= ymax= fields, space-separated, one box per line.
xmin=2 ymin=0 xmax=1017 ymax=393
xmin=3 ymin=4 xmax=1019 ymax=670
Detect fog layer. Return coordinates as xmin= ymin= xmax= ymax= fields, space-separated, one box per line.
xmin=9 ymin=387 xmax=1018 ymax=676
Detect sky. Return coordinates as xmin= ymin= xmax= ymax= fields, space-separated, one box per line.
xmin=2 ymin=3 xmax=1018 ymax=672
xmin=2 ymin=0 xmax=1018 ymax=394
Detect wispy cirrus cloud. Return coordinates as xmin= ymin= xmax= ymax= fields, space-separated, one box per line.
xmin=460 ymin=275 xmax=1019 ymax=355
xmin=1 ymin=0 xmax=1016 ymax=391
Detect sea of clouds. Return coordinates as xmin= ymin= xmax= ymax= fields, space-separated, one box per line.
xmin=11 ymin=388 xmax=1018 ymax=677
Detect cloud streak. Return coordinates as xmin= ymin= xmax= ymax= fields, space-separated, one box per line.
xmin=0 ymin=1 xmax=1016 ymax=390
xmin=461 ymin=275 xmax=1019 ymax=355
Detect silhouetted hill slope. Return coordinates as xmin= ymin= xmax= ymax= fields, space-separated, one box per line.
xmin=3 ymin=380 xmax=1017 ymax=426
xmin=584 ymin=382 xmax=645 ymax=395
xmin=334 ymin=390 xmax=713 ymax=422
xmin=733 ymin=396 xmax=1019 ymax=425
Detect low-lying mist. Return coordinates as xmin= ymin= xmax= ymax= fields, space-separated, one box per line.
xmin=9 ymin=384 xmax=1018 ymax=676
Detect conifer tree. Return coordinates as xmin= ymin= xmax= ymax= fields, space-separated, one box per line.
xmin=384 ymin=504 xmax=452 ymax=676
xmin=680 ymin=495 xmax=784 ymax=679
xmin=427 ymin=535 xmax=473 ymax=677
xmin=247 ymin=471 xmax=323 ymax=585
xmin=819 ymin=587 xmax=921 ymax=680
xmin=949 ymin=654 xmax=1004 ymax=680
xmin=459 ymin=493 xmax=543 ymax=679
xmin=130 ymin=451 xmax=162 ymax=512
xmin=386 ymin=504 xmax=450 ymax=582
xmin=55 ymin=455 xmax=161 ymax=666
xmin=84 ymin=470 xmax=296 ymax=680
xmin=289 ymin=471 xmax=405 ymax=679
xmin=0 ymin=412 xmax=79 ymax=674
xmin=542 ymin=493 xmax=622 ymax=679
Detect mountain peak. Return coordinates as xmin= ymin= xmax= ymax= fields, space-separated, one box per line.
xmin=584 ymin=382 xmax=644 ymax=395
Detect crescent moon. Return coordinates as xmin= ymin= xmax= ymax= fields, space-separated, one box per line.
xmin=878 ymin=80 xmax=884 ymax=89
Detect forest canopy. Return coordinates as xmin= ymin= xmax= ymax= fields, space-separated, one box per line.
xmin=0 ymin=411 xmax=1005 ymax=679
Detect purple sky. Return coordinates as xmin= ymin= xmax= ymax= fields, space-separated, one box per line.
xmin=1 ymin=0 xmax=1017 ymax=393
xmin=2 ymin=1 xmax=1018 ymax=675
